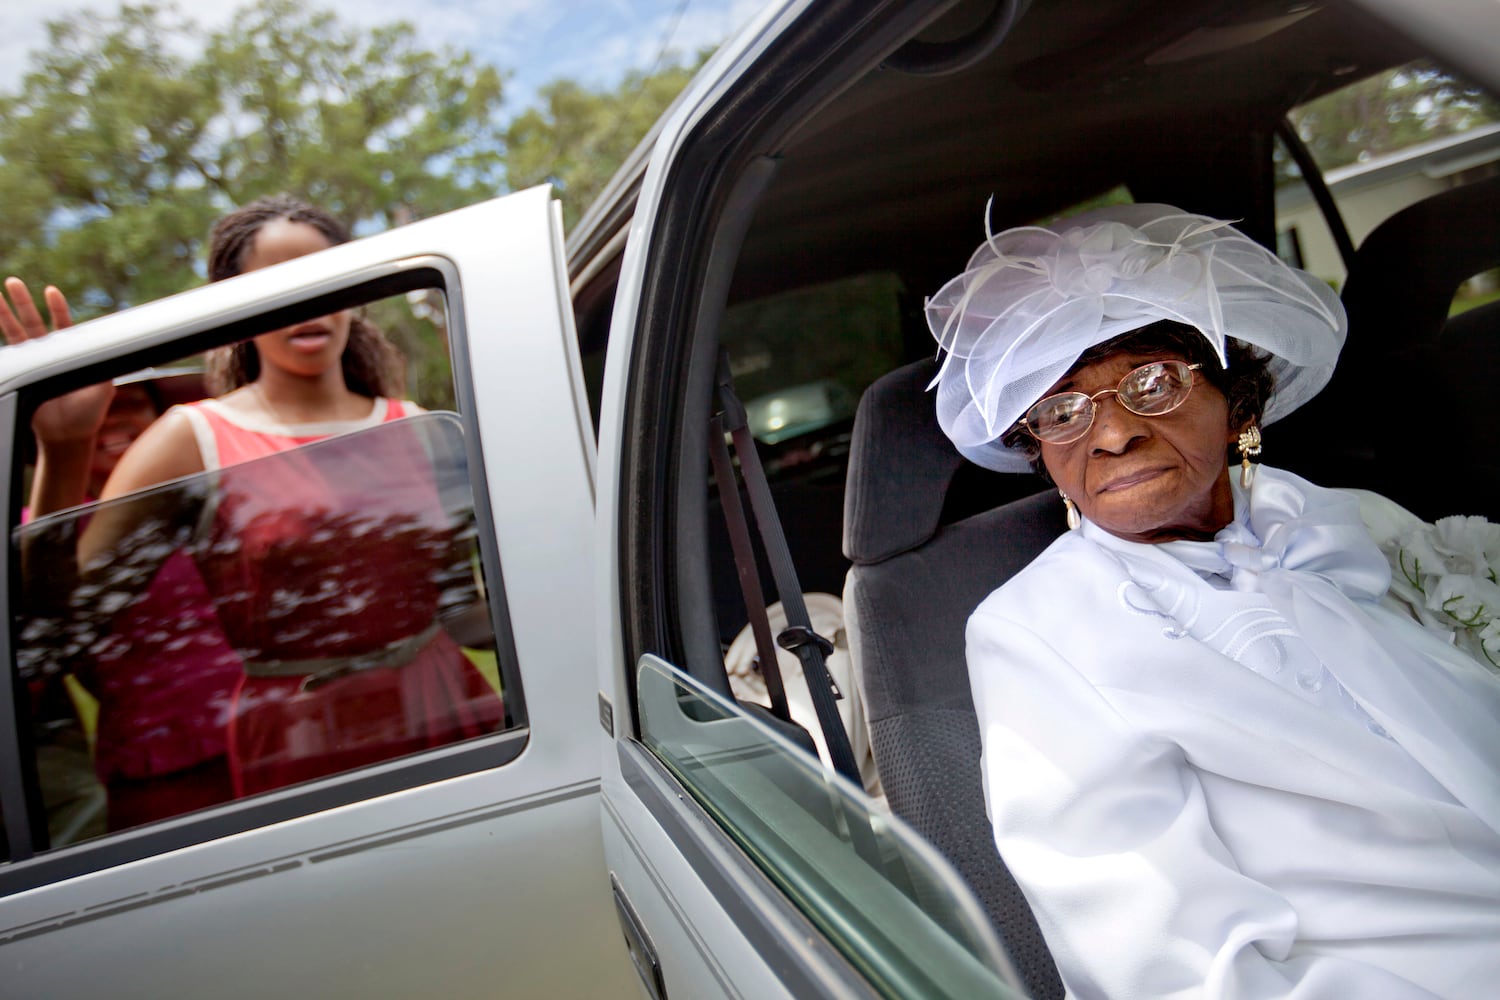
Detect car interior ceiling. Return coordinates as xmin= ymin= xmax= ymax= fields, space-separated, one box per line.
xmin=730 ymin=0 xmax=1419 ymax=300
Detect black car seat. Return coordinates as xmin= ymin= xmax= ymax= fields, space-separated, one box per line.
xmin=1276 ymin=174 xmax=1500 ymax=519
xmin=842 ymin=358 xmax=1065 ymax=1000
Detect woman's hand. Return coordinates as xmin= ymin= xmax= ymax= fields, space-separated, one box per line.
xmin=5 ymin=277 xmax=116 ymax=519
xmin=1 ymin=277 xmax=115 ymax=446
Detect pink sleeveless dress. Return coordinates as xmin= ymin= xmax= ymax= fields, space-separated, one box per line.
xmin=179 ymin=397 xmax=504 ymax=796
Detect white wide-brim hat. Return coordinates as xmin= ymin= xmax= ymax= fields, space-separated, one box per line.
xmin=925 ymin=202 xmax=1347 ymax=472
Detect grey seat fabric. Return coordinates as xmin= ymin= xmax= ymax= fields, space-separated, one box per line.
xmin=843 ymin=358 xmax=1065 ymax=1000
xmin=1276 ymin=174 xmax=1500 ymax=519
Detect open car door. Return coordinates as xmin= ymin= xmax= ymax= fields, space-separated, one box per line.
xmin=586 ymin=2 xmax=1031 ymax=994
xmin=583 ymin=0 xmax=1500 ymax=994
xmin=0 ymin=189 xmax=633 ymax=997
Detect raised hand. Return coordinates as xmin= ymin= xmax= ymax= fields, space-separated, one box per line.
xmin=1 ymin=275 xmax=73 ymax=344
xmin=1 ymin=277 xmax=115 ymax=446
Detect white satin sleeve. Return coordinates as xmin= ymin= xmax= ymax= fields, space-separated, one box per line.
xmin=966 ymin=605 xmax=1444 ymax=1000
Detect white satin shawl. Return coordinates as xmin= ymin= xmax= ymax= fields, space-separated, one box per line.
xmin=968 ymin=465 xmax=1500 ymax=1000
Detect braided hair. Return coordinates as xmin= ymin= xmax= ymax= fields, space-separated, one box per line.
xmin=204 ymin=195 xmax=405 ymax=398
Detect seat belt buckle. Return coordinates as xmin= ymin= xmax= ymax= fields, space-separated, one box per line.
xmin=776 ymin=626 xmax=842 ymax=699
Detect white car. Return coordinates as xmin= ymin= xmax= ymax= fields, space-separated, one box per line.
xmin=2 ymin=0 xmax=1496 ymax=996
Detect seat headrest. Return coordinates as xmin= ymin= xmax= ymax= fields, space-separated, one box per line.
xmin=843 ymin=359 xmax=965 ymax=564
xmin=1343 ymin=173 xmax=1500 ymax=356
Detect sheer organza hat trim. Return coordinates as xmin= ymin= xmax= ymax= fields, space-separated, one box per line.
xmin=925 ymin=202 xmax=1346 ymax=472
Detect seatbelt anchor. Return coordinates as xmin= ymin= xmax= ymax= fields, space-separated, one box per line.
xmin=713 ymin=352 xmax=749 ymax=432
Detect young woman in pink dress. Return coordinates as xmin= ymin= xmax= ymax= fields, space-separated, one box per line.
xmin=9 ymin=196 xmax=503 ymax=801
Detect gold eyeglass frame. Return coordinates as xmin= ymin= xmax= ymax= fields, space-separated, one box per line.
xmin=1023 ymin=361 xmax=1204 ymax=445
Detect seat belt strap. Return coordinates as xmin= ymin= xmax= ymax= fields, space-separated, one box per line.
xmin=708 ymin=411 xmax=793 ymax=722
xmin=714 ymin=353 xmax=862 ymax=786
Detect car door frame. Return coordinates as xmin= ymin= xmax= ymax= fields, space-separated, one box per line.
xmin=0 ymin=189 xmax=634 ymax=998
xmin=591 ymin=0 xmax=1017 ymax=995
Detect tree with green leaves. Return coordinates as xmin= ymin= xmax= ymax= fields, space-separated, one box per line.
xmin=504 ymin=53 xmax=709 ymax=230
xmin=0 ymin=0 xmax=506 ymax=315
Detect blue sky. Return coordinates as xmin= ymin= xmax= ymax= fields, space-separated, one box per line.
xmin=0 ymin=0 xmax=766 ymax=115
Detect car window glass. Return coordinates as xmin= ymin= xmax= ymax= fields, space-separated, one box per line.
xmin=1275 ymin=60 xmax=1500 ymax=292
xmin=706 ymin=273 xmax=908 ymax=650
xmin=1451 ymin=272 xmax=1500 ymax=316
xmin=636 ymin=655 xmax=1026 ymax=999
xmin=721 ymin=272 xmax=905 ymax=451
xmin=1035 ymin=185 xmax=1134 ymax=226
xmin=9 ymin=289 xmax=517 ymax=852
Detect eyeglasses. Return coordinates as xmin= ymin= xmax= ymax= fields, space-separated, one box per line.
xmin=1023 ymin=360 xmax=1203 ymax=445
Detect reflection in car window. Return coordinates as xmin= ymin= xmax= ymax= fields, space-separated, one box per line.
xmin=15 ymin=411 xmax=510 ymax=848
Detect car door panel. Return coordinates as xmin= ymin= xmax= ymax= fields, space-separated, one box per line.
xmin=3 ymin=772 xmax=617 ymax=997
xmin=0 ymin=189 xmax=635 ymax=997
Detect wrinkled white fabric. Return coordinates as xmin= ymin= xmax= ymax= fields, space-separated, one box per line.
xmin=969 ymin=465 xmax=1500 ymax=999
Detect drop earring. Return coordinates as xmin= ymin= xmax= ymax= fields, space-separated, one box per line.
xmin=1061 ymin=490 xmax=1081 ymax=530
xmin=1238 ymin=424 xmax=1262 ymax=488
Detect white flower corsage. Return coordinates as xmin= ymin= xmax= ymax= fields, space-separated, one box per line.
xmin=1382 ymin=515 xmax=1500 ymax=671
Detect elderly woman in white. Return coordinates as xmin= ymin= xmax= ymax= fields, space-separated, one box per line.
xmin=927 ymin=204 xmax=1500 ymax=999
